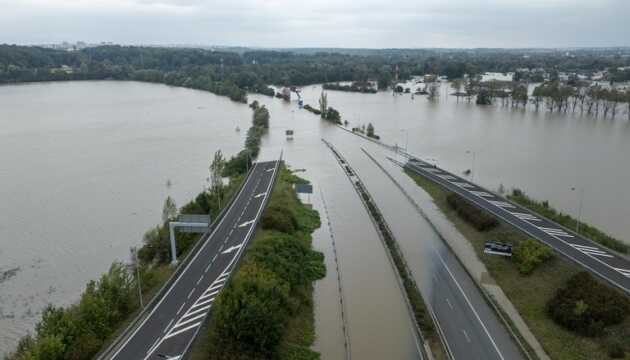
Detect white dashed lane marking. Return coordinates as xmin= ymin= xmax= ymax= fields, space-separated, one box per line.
xmin=238 ymin=219 xmax=255 ymax=228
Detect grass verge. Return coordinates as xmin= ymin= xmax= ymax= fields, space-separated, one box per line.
xmin=406 ymin=170 xmax=630 ymax=360
xmin=507 ymin=189 xmax=629 ymax=254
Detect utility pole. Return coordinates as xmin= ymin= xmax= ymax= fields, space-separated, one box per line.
xmin=571 ymin=187 xmax=585 ymax=234
xmin=131 ymin=247 xmax=144 ymax=308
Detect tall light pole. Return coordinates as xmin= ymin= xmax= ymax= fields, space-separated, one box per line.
xmin=466 ymin=150 xmax=476 ymax=181
xmin=131 ymin=247 xmax=144 ymax=309
xmin=571 ymin=187 xmax=585 ymax=234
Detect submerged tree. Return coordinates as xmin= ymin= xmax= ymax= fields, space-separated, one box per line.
xmin=318 ymin=91 xmax=328 ymax=119
xmin=427 ymin=83 xmax=440 ymax=101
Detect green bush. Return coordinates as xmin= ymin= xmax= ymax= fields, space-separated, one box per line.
xmin=513 ymin=239 xmax=554 ymax=275
xmin=446 ymin=193 xmax=499 ymax=231
xmin=207 ymin=169 xmax=325 ymax=360
xmin=261 ymin=207 xmax=297 ymax=234
xmin=7 ymin=263 xmax=138 ymax=360
xmin=547 ymin=272 xmax=630 ymax=337
xmin=210 ymin=263 xmax=290 ymax=359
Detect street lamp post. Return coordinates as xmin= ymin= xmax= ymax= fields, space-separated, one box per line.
xmin=131 ymin=247 xmax=144 ymax=309
xmin=571 ymin=187 xmax=585 ymax=234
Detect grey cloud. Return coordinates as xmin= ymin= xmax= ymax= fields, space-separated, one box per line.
xmin=0 ymin=0 xmax=627 ymax=47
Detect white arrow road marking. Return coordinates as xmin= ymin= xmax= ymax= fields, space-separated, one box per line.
xmin=266 ymin=168 xmax=274 ymax=172
xmin=254 ymin=192 xmax=267 ymax=198
xmin=222 ymin=243 xmax=243 ymax=255
xmin=238 ymin=219 xmax=255 ymax=228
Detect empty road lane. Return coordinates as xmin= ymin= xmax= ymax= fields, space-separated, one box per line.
xmin=405 ymin=157 xmax=630 ymax=295
xmin=107 ymin=160 xmax=280 ymax=360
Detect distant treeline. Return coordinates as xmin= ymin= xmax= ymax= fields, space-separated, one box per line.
xmin=2 ymin=45 xmax=630 ymax=103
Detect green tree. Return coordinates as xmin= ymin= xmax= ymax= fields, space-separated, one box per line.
xmin=427 ymin=83 xmax=440 ymax=101
xmin=252 ymin=105 xmax=270 ymax=128
xmin=210 ymin=263 xmax=290 ymax=358
xmin=162 ymin=196 xmax=177 ymax=224
xmin=513 ymin=239 xmax=554 ymax=275
xmin=476 ymin=89 xmax=493 ymax=105
xmin=209 ymin=150 xmax=225 ymax=207
xmin=366 ymin=123 xmax=375 ymax=137
xmin=511 ymin=85 xmax=529 ymax=107
xmin=318 ymin=91 xmax=328 ymax=118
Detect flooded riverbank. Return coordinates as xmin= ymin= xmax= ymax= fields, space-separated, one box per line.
xmin=1 ymin=79 xmax=628 ymax=355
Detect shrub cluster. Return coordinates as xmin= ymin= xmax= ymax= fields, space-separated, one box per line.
xmin=547 ymin=272 xmax=630 ymax=337
xmin=223 ymin=103 xmax=269 ymax=177
xmin=512 ymin=239 xmax=554 ymax=275
xmin=446 ymin=192 xmax=499 ymax=231
xmin=6 ymin=264 xmax=137 ymax=360
xmin=207 ymin=170 xmax=325 ymax=360
xmin=303 ymin=104 xmax=321 ymax=115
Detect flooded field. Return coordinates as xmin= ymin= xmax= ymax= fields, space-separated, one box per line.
xmin=1 ymin=79 xmax=628 ymax=356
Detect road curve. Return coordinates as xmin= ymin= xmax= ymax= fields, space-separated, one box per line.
xmin=404 ymin=156 xmax=630 ymax=295
xmin=107 ymin=160 xmax=280 ymax=360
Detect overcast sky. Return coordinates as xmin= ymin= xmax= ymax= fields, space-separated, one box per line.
xmin=1 ymin=0 xmax=628 ymax=48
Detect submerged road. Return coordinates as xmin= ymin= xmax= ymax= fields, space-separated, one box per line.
xmin=107 ymin=160 xmax=280 ymax=360
xmin=405 ymin=156 xmax=630 ymax=295
xmin=352 ymin=147 xmax=525 ymax=360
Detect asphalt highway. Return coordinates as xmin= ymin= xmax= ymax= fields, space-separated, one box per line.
xmin=108 ymin=160 xmax=280 ymax=360
xmin=405 ymin=157 xmax=630 ymax=295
